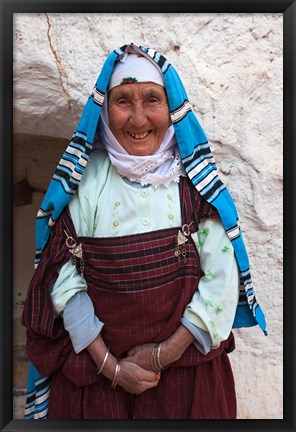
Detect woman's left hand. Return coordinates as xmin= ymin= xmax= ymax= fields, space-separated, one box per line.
xmin=125 ymin=343 xmax=156 ymax=370
xmin=125 ymin=324 xmax=196 ymax=371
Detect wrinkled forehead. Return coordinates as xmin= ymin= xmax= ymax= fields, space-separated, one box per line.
xmin=109 ymin=81 xmax=167 ymax=98
xmin=109 ymin=51 xmax=164 ymax=91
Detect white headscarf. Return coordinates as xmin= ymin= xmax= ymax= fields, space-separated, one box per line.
xmin=109 ymin=52 xmax=165 ymax=90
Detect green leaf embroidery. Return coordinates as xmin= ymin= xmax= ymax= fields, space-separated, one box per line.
xmin=199 ymin=240 xmax=205 ymax=249
xmin=204 ymin=270 xmax=214 ymax=280
xmin=199 ymin=227 xmax=210 ymax=237
xmin=206 ymin=299 xmax=223 ymax=315
xmin=215 ymin=305 xmax=223 ymax=315
xmin=221 ymin=245 xmax=231 ymax=253
xmin=205 ymin=299 xmax=214 ymax=308
xmin=209 ymin=320 xmax=219 ymax=342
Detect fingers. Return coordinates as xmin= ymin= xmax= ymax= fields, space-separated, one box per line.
xmin=133 ymin=374 xmax=160 ymax=394
xmin=117 ymin=361 xmax=161 ymax=394
xmin=155 ymin=371 xmax=161 ymax=381
xmin=140 ymin=368 xmax=160 ymax=383
xmin=135 ymin=369 xmax=162 ymax=394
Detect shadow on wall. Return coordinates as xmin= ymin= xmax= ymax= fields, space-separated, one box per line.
xmin=13 ymin=133 xmax=68 ymax=419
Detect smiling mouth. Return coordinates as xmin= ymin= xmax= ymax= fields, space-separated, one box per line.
xmin=127 ymin=130 xmax=152 ymax=140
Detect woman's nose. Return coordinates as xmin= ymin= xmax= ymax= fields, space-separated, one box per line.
xmin=130 ymin=103 xmax=146 ymax=127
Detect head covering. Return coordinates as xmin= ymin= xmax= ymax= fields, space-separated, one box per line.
xmin=108 ymin=52 xmax=164 ymax=89
xmin=34 ymin=43 xmax=267 ymax=336
xmin=103 ymin=48 xmax=175 ymax=187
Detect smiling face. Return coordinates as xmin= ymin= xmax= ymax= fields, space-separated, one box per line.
xmin=108 ymin=82 xmax=170 ymax=156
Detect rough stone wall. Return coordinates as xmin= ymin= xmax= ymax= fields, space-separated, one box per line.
xmin=13 ymin=13 xmax=283 ymax=419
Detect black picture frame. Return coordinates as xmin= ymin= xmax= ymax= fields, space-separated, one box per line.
xmin=1 ymin=1 xmax=294 ymax=431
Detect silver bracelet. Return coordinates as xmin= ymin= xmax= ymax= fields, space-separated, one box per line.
xmin=151 ymin=344 xmax=159 ymax=372
xmin=151 ymin=343 xmax=164 ymax=372
xmin=111 ymin=361 xmax=121 ymax=389
xmin=97 ymin=348 xmax=109 ymax=375
xmin=156 ymin=342 xmax=164 ymax=370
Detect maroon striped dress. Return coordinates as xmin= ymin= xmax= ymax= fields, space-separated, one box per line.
xmin=22 ymin=176 xmax=236 ymax=419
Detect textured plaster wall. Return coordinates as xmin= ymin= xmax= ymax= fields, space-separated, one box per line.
xmin=13 ymin=13 xmax=283 ymax=419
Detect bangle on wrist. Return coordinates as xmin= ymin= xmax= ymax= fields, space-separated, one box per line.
xmin=151 ymin=342 xmax=164 ymax=372
xmin=111 ymin=361 xmax=121 ymax=389
xmin=97 ymin=348 xmax=109 ymax=375
xmin=151 ymin=344 xmax=158 ymax=372
xmin=156 ymin=342 xmax=164 ymax=370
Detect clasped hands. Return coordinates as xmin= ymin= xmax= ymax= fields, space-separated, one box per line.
xmin=87 ymin=325 xmax=195 ymax=395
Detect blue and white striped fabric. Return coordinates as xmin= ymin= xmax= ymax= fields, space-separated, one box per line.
xmin=24 ymin=362 xmax=51 ymax=419
xmin=25 ymin=43 xmax=267 ymax=419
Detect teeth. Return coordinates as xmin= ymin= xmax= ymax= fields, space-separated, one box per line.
xmin=128 ymin=131 xmax=149 ymax=139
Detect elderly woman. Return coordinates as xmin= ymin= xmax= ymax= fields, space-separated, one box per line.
xmin=22 ymin=43 xmax=267 ymax=420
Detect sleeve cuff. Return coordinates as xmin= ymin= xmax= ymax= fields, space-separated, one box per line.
xmin=63 ymin=291 xmax=104 ymax=354
xmin=181 ymin=317 xmax=212 ymax=355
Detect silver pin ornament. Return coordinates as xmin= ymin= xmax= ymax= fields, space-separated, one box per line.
xmin=64 ymin=230 xmax=85 ymax=277
xmin=175 ymin=222 xmax=193 ymax=264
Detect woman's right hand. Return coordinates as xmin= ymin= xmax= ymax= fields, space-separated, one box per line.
xmin=117 ymin=359 xmax=160 ymax=394
xmin=87 ymin=335 xmax=160 ymax=394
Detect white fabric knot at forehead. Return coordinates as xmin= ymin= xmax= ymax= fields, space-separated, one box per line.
xmin=108 ymin=53 xmax=164 ymax=90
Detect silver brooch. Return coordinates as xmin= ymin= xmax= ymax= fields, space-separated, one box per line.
xmin=64 ymin=231 xmax=85 ymax=278
xmin=175 ymin=223 xmax=193 ymax=264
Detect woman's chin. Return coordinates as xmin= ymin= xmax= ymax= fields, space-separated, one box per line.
xmin=132 ymin=149 xmax=155 ymax=156
xmin=123 ymin=139 xmax=160 ymax=156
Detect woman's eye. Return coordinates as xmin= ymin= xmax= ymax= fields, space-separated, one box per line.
xmin=147 ymin=97 xmax=159 ymax=105
xmin=117 ymin=99 xmax=129 ymax=106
